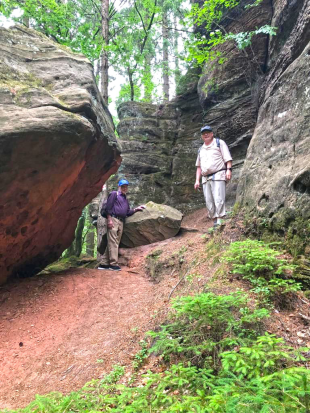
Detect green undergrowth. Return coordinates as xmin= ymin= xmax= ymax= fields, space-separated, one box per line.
xmin=222 ymin=239 xmax=301 ymax=309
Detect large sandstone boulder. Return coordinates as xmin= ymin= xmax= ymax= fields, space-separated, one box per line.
xmin=237 ymin=0 xmax=310 ymax=248
xmin=120 ymin=202 xmax=183 ymax=248
xmin=0 ymin=26 xmax=121 ymax=283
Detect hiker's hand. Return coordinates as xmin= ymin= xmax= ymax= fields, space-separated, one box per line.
xmin=194 ymin=181 xmax=200 ymax=190
xmin=135 ymin=205 xmax=146 ymax=212
xmin=226 ymin=170 xmax=232 ymax=181
xmin=107 ymin=219 xmax=114 ymax=229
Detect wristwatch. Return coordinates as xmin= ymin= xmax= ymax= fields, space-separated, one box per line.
xmin=227 ymin=168 xmax=232 ymax=171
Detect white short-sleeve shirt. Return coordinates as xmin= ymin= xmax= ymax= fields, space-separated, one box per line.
xmin=196 ymin=138 xmax=233 ymax=183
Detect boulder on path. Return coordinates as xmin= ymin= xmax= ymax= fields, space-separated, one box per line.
xmin=120 ymin=201 xmax=183 ymax=248
xmin=0 ymin=26 xmax=121 ymax=284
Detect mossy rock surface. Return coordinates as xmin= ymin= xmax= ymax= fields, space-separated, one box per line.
xmin=41 ymin=255 xmax=97 ymax=274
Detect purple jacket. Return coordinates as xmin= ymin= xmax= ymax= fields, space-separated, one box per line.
xmin=105 ymin=190 xmax=135 ymax=219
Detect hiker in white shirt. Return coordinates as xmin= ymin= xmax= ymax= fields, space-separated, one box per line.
xmin=194 ymin=125 xmax=232 ymax=228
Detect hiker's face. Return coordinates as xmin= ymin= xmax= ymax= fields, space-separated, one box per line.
xmin=119 ymin=185 xmax=128 ymax=194
xmin=201 ymin=131 xmax=213 ymax=144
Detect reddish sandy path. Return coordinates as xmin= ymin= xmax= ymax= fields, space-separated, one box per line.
xmin=0 ymin=264 xmax=166 ymax=409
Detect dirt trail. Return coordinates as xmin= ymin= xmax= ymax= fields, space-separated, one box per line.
xmin=0 ymin=208 xmax=209 ymax=411
xmin=0 ymin=263 xmax=167 ymax=409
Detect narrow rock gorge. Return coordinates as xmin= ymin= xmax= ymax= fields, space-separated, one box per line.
xmin=114 ymin=0 xmax=309 ymax=250
xmin=0 ymin=26 xmax=121 ymax=283
xmin=113 ymin=0 xmax=273 ymax=211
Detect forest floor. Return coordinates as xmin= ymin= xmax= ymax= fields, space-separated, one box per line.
xmin=1 ymin=209 xmax=310 ymax=410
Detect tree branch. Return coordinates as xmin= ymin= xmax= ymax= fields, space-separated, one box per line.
xmin=134 ymin=0 xmax=147 ymax=34
xmin=138 ymin=0 xmax=157 ymax=56
xmin=164 ymin=26 xmax=193 ymax=34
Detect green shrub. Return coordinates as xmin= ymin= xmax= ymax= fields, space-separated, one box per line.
xmin=206 ymin=367 xmax=310 ymax=413
xmin=132 ymin=340 xmax=148 ymax=370
xmin=223 ymin=240 xmax=301 ymax=306
xmin=147 ymin=291 xmax=269 ymax=369
xmin=221 ymin=333 xmax=303 ymax=379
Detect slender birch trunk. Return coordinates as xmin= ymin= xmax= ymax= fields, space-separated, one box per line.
xmin=128 ymin=67 xmax=135 ymax=101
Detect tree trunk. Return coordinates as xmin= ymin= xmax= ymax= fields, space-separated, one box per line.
xmin=97 ymin=185 xmax=108 ymax=263
xmin=174 ymin=15 xmax=181 ymax=89
xmin=23 ymin=16 xmax=30 ymax=28
xmin=74 ymin=214 xmax=86 ymax=257
xmin=101 ymin=0 xmax=109 ymax=104
xmin=86 ymin=230 xmax=95 ymax=256
xmin=162 ymin=10 xmax=169 ymax=102
xmin=143 ymin=53 xmax=153 ymax=101
xmin=128 ymin=67 xmax=135 ymax=101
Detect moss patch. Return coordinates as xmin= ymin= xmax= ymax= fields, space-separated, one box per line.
xmin=40 ymin=255 xmax=97 ymax=274
xmin=244 ymin=208 xmax=310 ymax=258
xmin=176 ymin=66 xmax=201 ymax=96
xmin=0 ymin=63 xmax=43 ymax=89
xmin=145 ymin=247 xmax=188 ymax=283
xmin=145 ymin=249 xmax=164 ymax=282
xmin=242 ymin=208 xmax=310 ymax=290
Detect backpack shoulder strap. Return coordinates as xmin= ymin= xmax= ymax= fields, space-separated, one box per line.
xmin=216 ymin=138 xmax=220 ymax=148
xmin=198 ymin=144 xmax=203 ymax=155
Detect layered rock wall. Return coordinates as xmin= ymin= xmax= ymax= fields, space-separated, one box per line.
xmin=237 ymin=0 xmax=310 ymax=243
xmin=0 ymin=26 xmax=121 ymax=283
xmin=116 ymin=89 xmax=204 ymax=212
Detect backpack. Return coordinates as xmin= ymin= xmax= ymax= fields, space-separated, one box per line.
xmin=100 ymin=200 xmax=108 ymax=218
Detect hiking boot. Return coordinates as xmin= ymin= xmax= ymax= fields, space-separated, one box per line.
xmin=109 ymin=265 xmax=121 ymax=271
xmin=98 ymin=264 xmax=110 ymax=270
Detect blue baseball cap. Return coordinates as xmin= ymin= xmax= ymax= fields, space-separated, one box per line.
xmin=118 ymin=179 xmax=129 ymax=186
xmin=201 ymin=125 xmax=212 ymax=133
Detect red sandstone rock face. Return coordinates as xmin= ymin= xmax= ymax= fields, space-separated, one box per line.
xmin=0 ymin=26 xmax=121 ymax=284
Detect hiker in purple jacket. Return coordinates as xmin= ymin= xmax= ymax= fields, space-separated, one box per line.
xmin=98 ymin=179 xmax=145 ymax=271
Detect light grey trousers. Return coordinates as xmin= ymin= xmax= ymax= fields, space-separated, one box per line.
xmin=202 ymin=180 xmax=226 ymax=219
